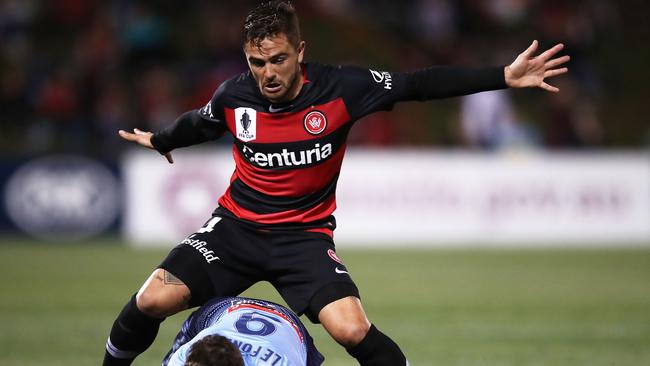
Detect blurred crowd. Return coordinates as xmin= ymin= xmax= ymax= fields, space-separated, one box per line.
xmin=0 ymin=0 xmax=636 ymax=158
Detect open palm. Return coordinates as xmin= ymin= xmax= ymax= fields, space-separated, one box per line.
xmin=505 ymin=40 xmax=570 ymax=92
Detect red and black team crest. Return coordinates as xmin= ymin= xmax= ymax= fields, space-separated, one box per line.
xmin=303 ymin=110 xmax=327 ymax=135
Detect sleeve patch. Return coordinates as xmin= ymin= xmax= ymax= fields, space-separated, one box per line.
xmin=369 ymin=69 xmax=393 ymax=90
xmin=199 ymin=101 xmax=214 ymax=118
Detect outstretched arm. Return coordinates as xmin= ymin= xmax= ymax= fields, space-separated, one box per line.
xmin=118 ymin=110 xmax=226 ymax=164
xmin=119 ymin=128 xmax=174 ymax=164
xmin=504 ymin=40 xmax=570 ymax=92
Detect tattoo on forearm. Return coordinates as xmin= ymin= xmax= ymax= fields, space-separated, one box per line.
xmin=163 ymin=271 xmax=185 ymax=285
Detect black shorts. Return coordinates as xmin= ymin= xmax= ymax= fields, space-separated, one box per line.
xmin=158 ymin=213 xmax=359 ymax=323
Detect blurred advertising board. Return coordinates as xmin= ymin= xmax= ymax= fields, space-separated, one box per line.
xmin=334 ymin=150 xmax=650 ymax=247
xmin=122 ymin=149 xmax=234 ymax=247
xmin=122 ymin=149 xmax=650 ymax=247
xmin=0 ymin=155 xmax=121 ymax=241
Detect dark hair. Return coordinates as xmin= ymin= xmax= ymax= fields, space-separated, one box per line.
xmin=243 ymin=1 xmax=301 ymax=48
xmin=184 ymin=335 xmax=244 ymax=366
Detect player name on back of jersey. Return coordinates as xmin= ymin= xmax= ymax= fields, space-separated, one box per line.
xmin=228 ymin=338 xmax=285 ymax=365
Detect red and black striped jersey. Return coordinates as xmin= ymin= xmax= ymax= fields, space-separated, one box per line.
xmin=204 ymin=63 xmax=406 ymax=228
xmin=152 ymin=62 xmax=506 ymax=230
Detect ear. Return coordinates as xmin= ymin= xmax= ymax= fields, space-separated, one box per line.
xmin=297 ymin=41 xmax=306 ymax=63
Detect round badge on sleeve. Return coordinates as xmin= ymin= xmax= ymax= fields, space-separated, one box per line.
xmin=303 ymin=110 xmax=327 ymax=135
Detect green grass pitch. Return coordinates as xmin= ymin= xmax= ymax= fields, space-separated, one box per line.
xmin=1 ymin=238 xmax=649 ymax=365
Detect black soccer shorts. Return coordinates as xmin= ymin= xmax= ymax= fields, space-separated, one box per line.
xmin=158 ymin=213 xmax=359 ymax=323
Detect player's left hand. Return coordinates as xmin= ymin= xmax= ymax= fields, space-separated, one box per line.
xmin=504 ymin=40 xmax=570 ymax=92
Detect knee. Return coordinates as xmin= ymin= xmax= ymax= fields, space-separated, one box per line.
xmin=136 ymin=290 xmax=182 ymax=318
xmin=328 ymin=320 xmax=371 ymax=348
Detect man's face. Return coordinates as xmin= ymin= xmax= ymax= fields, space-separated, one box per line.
xmin=244 ymin=34 xmax=305 ymax=104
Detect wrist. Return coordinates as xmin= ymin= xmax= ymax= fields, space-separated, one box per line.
xmin=150 ymin=132 xmax=171 ymax=154
xmin=504 ymin=65 xmax=514 ymax=88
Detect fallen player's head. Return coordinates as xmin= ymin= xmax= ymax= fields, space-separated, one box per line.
xmin=184 ymin=335 xmax=244 ymax=366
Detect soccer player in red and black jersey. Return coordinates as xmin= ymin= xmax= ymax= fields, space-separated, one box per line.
xmin=103 ymin=2 xmax=569 ymax=365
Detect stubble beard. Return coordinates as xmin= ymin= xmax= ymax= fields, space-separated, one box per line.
xmin=264 ymin=65 xmax=301 ymax=104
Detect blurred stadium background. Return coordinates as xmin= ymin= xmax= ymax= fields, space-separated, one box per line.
xmin=1 ymin=1 xmax=648 ymax=365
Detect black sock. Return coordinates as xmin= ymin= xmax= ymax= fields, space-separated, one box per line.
xmin=103 ymin=294 xmax=165 ymax=366
xmin=346 ymin=324 xmax=408 ymax=366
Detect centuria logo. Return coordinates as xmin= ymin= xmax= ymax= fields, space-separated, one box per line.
xmin=303 ymin=110 xmax=327 ymax=135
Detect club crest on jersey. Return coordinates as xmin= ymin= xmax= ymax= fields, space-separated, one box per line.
xmin=303 ymin=110 xmax=327 ymax=135
xmin=235 ymin=107 xmax=257 ymax=142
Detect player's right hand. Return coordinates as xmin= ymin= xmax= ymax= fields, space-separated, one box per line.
xmin=118 ymin=128 xmax=174 ymax=164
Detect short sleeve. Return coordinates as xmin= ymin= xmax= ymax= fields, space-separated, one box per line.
xmin=161 ymin=311 xmax=200 ymax=366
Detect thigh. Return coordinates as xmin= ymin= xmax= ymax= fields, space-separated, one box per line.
xmin=268 ymin=231 xmax=360 ymax=322
xmin=136 ymin=268 xmax=192 ymax=318
xmin=158 ymin=216 xmax=259 ymax=307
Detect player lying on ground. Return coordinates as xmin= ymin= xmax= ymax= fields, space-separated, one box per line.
xmin=104 ymin=1 xmax=569 ymax=365
xmin=163 ymin=297 xmax=323 ymax=366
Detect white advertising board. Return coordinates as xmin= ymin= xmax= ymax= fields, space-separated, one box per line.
xmin=334 ymin=150 xmax=650 ymax=246
xmin=123 ymin=149 xmax=650 ymax=247
xmin=123 ymin=149 xmax=235 ymax=247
